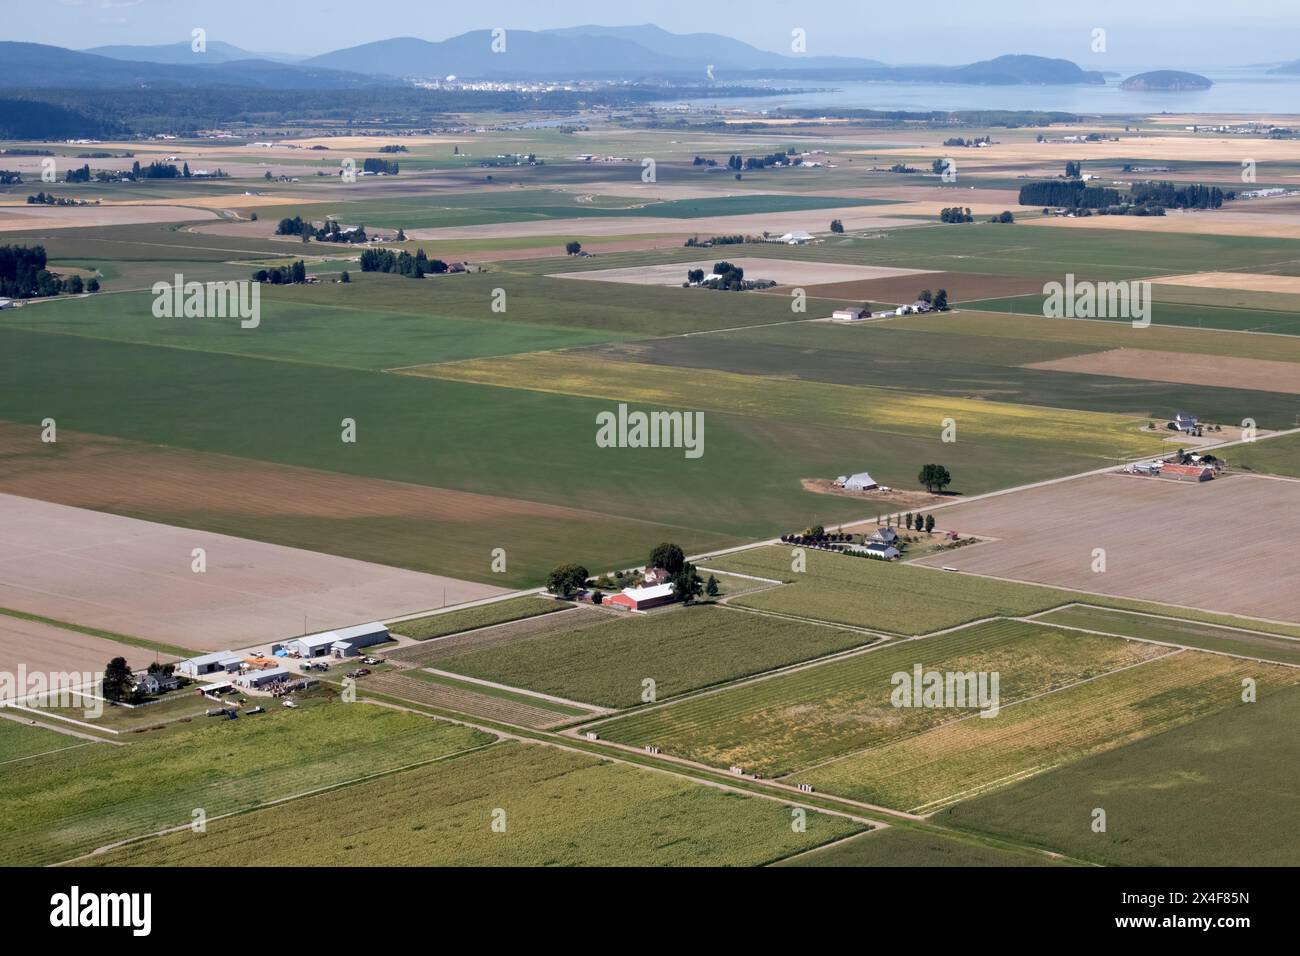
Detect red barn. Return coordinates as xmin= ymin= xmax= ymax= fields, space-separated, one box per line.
xmin=605 ymin=583 xmax=676 ymax=611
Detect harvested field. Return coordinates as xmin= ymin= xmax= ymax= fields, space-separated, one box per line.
xmin=0 ymin=493 xmax=506 ymax=652
xmin=1025 ymin=347 xmax=1300 ymax=395
xmin=788 ymin=271 xmax=1047 ymax=306
xmin=361 ymin=672 xmax=584 ymax=728
xmin=1152 ymin=271 xmax=1300 ymax=295
xmin=0 ymin=616 xmax=169 ymax=698
xmin=389 ymin=607 xmax=608 ymax=667
xmin=548 ymin=258 xmax=931 ymax=288
xmin=913 ymin=472 xmax=1300 ymax=623
xmin=0 ymin=204 xmax=217 ymax=232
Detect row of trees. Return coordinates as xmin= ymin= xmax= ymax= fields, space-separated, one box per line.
xmin=904 ymin=512 xmax=937 ymax=533
xmin=1130 ymin=181 xmax=1225 ymax=209
xmin=359 ymin=247 xmax=447 ymax=278
xmin=685 ymin=234 xmax=747 ymax=247
xmin=1022 ymin=177 xmax=1224 ymax=211
xmin=252 ymin=260 xmax=307 ymax=284
xmin=939 ymin=206 xmax=974 ymax=223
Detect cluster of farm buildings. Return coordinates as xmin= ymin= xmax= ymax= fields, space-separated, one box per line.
xmin=175 ymin=622 xmax=390 ymax=691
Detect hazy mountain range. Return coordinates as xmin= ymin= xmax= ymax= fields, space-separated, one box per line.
xmin=0 ymin=25 xmax=1150 ymax=89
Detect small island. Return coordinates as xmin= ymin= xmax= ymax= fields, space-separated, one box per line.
xmin=1120 ymin=70 xmax=1213 ymax=91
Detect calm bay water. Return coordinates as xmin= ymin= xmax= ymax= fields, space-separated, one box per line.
xmin=677 ymin=68 xmax=1300 ymax=116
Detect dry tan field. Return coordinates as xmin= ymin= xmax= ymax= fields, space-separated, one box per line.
xmin=1152 ymin=271 xmax=1300 ymax=294
xmin=1024 ymin=209 xmax=1300 ymax=240
xmin=0 ymin=204 xmax=218 ymax=232
xmin=549 ymin=257 xmax=931 ymax=287
xmin=1026 ymin=347 xmax=1300 ymax=394
xmin=0 ymin=493 xmax=507 ymax=653
xmin=914 ymin=472 xmax=1300 ymax=623
xmin=0 ymin=617 xmax=170 ymax=698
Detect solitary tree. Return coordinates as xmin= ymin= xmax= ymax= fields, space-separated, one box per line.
xmin=905 ymin=512 xmax=914 ymax=530
xmin=933 ymin=288 xmax=949 ymax=311
xmin=565 ymin=240 xmax=582 ymax=255
xmin=705 ymin=575 xmax=720 ymax=598
xmin=103 ymin=657 xmax=133 ymax=702
xmin=918 ymin=463 xmax=952 ymax=494
xmin=925 ymin=514 xmax=936 ymax=533
xmin=648 ymin=542 xmax=686 ymax=575
xmin=829 ymin=219 xmax=844 ymax=233
xmin=547 ymin=563 xmax=590 ymax=597
xmin=340 ymin=270 xmax=350 ymax=283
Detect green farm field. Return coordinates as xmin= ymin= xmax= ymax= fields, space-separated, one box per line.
xmin=432 ymin=604 xmax=878 ymax=708
xmin=5 ymin=282 xmax=628 ymax=370
xmin=792 ymin=650 xmax=1295 ymax=812
xmin=1032 ymin=605 xmax=1300 ymax=666
xmin=727 ymin=223 xmax=1300 ymax=280
xmin=964 ymin=292 xmax=1300 ymax=335
xmin=0 ymin=719 xmax=88 ymax=764
xmin=1227 ymin=431 xmax=1300 ymax=477
xmin=594 ymin=619 xmax=1167 ymax=777
xmin=589 ymin=319 xmax=1300 ymax=428
xmin=704 ymin=547 xmax=1070 ymax=634
xmin=392 ymin=596 xmax=569 ymax=640
xmin=243 ymin=190 xmax=891 ymax=229
xmin=0 ymin=697 xmax=491 ymax=866
xmin=85 ymin=741 xmax=865 ymax=867
xmin=0 ymin=315 xmax=1180 ymax=585
xmin=943 ymin=681 xmax=1300 ymax=866
xmin=775 ymin=826 xmax=1070 ymax=867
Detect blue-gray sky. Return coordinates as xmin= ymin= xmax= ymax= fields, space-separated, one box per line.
xmin=19 ymin=0 xmax=1300 ymax=67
